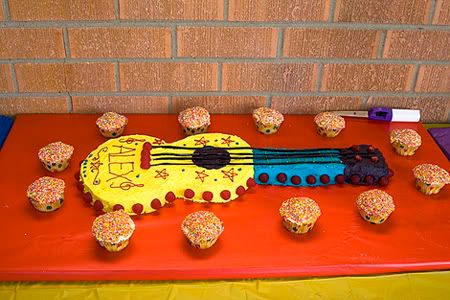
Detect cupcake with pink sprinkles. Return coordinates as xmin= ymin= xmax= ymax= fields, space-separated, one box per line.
xmin=96 ymin=112 xmax=128 ymax=138
xmin=413 ymin=164 xmax=450 ymax=195
xmin=356 ymin=189 xmax=395 ymax=224
xmin=178 ymin=106 xmax=211 ymax=136
xmin=252 ymin=107 xmax=284 ymax=135
xmin=181 ymin=211 xmax=224 ymax=249
xmin=38 ymin=141 xmax=74 ymax=172
xmin=27 ymin=176 xmax=65 ymax=212
xmin=92 ymin=210 xmax=135 ymax=252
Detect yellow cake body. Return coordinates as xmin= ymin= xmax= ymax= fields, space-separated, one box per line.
xmin=80 ymin=134 xmax=254 ymax=215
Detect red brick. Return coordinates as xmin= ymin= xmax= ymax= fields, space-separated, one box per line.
xmin=16 ymin=63 xmax=116 ymax=92
xmin=321 ymin=64 xmax=415 ymax=92
xmin=229 ymin=0 xmax=329 ymax=21
xmin=415 ymin=66 xmax=450 ymax=93
xmin=120 ymin=63 xmax=218 ymax=91
xmin=0 ymin=3 xmax=4 ymax=20
xmin=69 ymin=28 xmax=171 ymax=58
xmin=0 ymin=97 xmax=68 ymax=115
xmin=283 ymin=29 xmax=380 ymax=58
xmin=272 ymin=97 xmax=363 ymax=114
xmin=120 ymin=0 xmax=223 ymax=20
xmin=9 ymin=0 xmax=114 ymax=20
xmin=334 ymin=0 xmax=431 ymax=24
xmin=0 ymin=29 xmax=64 ymax=59
xmin=177 ymin=27 xmax=277 ymax=58
xmin=0 ymin=65 xmax=14 ymax=93
xmin=172 ymin=96 xmax=266 ymax=113
xmin=384 ymin=31 xmax=450 ymax=60
xmin=223 ymin=63 xmax=317 ymax=92
xmin=433 ymin=0 xmax=450 ymax=24
xmin=72 ymin=96 xmax=169 ymax=113
xmin=367 ymin=97 xmax=450 ymax=123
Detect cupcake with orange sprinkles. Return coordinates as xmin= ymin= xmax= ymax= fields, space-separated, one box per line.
xmin=27 ymin=176 xmax=65 ymax=212
xmin=92 ymin=210 xmax=135 ymax=252
xmin=413 ymin=163 xmax=450 ymax=195
xmin=314 ymin=112 xmax=345 ymax=138
xmin=252 ymin=107 xmax=284 ymax=134
xmin=279 ymin=197 xmax=321 ymax=234
xmin=181 ymin=211 xmax=224 ymax=249
xmin=356 ymin=189 xmax=395 ymax=224
xmin=390 ymin=128 xmax=422 ymax=156
xmin=96 ymin=112 xmax=128 ymax=138
xmin=178 ymin=106 xmax=211 ymax=136
xmin=38 ymin=141 xmax=74 ymax=172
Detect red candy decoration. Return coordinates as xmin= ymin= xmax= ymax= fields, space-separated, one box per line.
xmin=165 ymin=192 xmax=176 ymax=202
xmin=83 ymin=192 xmax=92 ymax=203
xmin=355 ymin=155 xmax=362 ymax=161
xmin=368 ymin=146 xmax=375 ymax=153
xmin=306 ymin=175 xmax=316 ymax=184
xmin=371 ymin=156 xmax=379 ymax=163
xmin=113 ymin=204 xmax=124 ymax=211
xmin=351 ymin=145 xmax=360 ymax=152
xmin=379 ymin=176 xmax=389 ymax=186
xmin=277 ymin=173 xmax=287 ymax=183
xmin=291 ymin=175 xmax=301 ymax=185
xmin=388 ymin=168 xmax=394 ymax=177
xmin=202 ymin=191 xmax=213 ymax=201
xmin=74 ymin=172 xmax=80 ymax=181
xmin=364 ymin=175 xmax=375 ymax=185
xmin=258 ymin=173 xmax=269 ymax=183
xmin=350 ymin=174 xmax=361 ymax=184
xmin=320 ymin=174 xmax=330 ymax=184
xmin=335 ymin=174 xmax=345 ymax=184
xmin=132 ymin=203 xmax=144 ymax=214
xmin=220 ymin=190 xmax=231 ymax=200
xmin=184 ymin=189 xmax=195 ymax=199
xmin=93 ymin=200 xmax=103 ymax=211
xmin=151 ymin=199 xmax=162 ymax=209
xmin=246 ymin=177 xmax=256 ymax=188
xmin=236 ymin=185 xmax=246 ymax=196
xmin=76 ymin=181 xmax=84 ymax=192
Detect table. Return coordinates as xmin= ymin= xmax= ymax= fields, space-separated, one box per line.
xmin=0 ymin=114 xmax=449 ymax=298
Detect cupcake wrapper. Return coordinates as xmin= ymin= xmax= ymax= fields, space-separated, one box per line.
xmin=254 ymin=122 xmax=280 ymax=135
xmin=41 ymin=159 xmax=70 ymax=172
xmin=316 ymin=126 xmax=342 ymax=138
xmin=182 ymin=125 xmax=209 ymax=136
xmin=30 ymin=197 xmax=64 ymax=212
xmin=358 ymin=209 xmax=390 ymax=224
xmin=392 ymin=142 xmax=419 ymax=156
xmin=97 ymin=239 xmax=130 ymax=252
xmin=99 ymin=125 xmax=126 ymax=138
xmin=282 ymin=219 xmax=316 ymax=234
xmin=415 ymin=179 xmax=445 ymax=195
xmin=186 ymin=236 xmax=220 ymax=249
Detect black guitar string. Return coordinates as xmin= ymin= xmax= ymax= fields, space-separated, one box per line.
xmin=149 ymin=161 xmax=344 ymax=167
xmin=152 ymin=145 xmax=339 ymax=152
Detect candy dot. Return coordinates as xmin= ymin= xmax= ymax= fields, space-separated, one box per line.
xmin=388 ymin=169 xmax=394 ymax=177
xmin=76 ymin=181 xmax=84 ymax=192
xmin=93 ymin=200 xmax=103 ymax=211
xmin=368 ymin=146 xmax=375 ymax=153
xmin=371 ymin=156 xmax=379 ymax=163
xmin=291 ymin=175 xmax=301 ymax=185
xmin=351 ymin=175 xmax=361 ymax=184
xmin=306 ymin=175 xmax=316 ymax=184
xmin=132 ymin=203 xmax=144 ymax=214
xmin=335 ymin=174 xmax=345 ymax=184
xmin=379 ymin=176 xmax=389 ymax=186
xmin=83 ymin=192 xmax=92 ymax=203
xmin=320 ymin=174 xmax=330 ymax=184
xmin=165 ymin=192 xmax=176 ymax=202
xmin=364 ymin=175 xmax=374 ymax=185
xmin=352 ymin=145 xmax=360 ymax=152
xmin=258 ymin=173 xmax=269 ymax=183
xmin=202 ymin=191 xmax=213 ymax=201
xmin=277 ymin=173 xmax=287 ymax=183
xmin=246 ymin=177 xmax=256 ymax=188
xmin=113 ymin=204 xmax=124 ymax=211
xmin=220 ymin=190 xmax=231 ymax=200
xmin=74 ymin=172 xmax=80 ymax=181
xmin=355 ymin=155 xmax=362 ymax=161
xmin=151 ymin=199 xmax=162 ymax=209
xmin=236 ymin=185 xmax=246 ymax=196
xmin=184 ymin=189 xmax=195 ymax=198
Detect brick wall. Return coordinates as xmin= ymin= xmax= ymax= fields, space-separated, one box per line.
xmin=0 ymin=0 xmax=450 ymax=123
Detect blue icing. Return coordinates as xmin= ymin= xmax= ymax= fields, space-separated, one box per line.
xmin=253 ymin=149 xmax=345 ymax=187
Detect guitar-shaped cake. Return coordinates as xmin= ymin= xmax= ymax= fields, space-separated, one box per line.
xmin=77 ymin=133 xmax=392 ymax=215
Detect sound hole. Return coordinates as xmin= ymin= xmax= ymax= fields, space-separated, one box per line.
xmin=192 ymin=146 xmax=231 ymax=170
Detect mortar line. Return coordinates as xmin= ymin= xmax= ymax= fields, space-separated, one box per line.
xmin=223 ymin=0 xmax=229 ymax=21
xmin=217 ymin=63 xmax=223 ymax=91
xmin=63 ymin=28 xmax=71 ymax=59
xmin=328 ymin=0 xmax=337 ymax=22
xmin=2 ymin=0 xmax=10 ymax=20
xmin=276 ymin=28 xmax=284 ymax=58
xmin=10 ymin=63 xmax=19 ymax=93
xmin=168 ymin=95 xmax=173 ymax=113
xmin=447 ymin=110 xmax=450 ymax=123
xmin=114 ymin=0 xmax=120 ymax=20
xmin=266 ymin=95 xmax=272 ymax=107
xmin=316 ymin=64 xmax=324 ymax=92
xmin=114 ymin=62 xmax=121 ymax=92
xmin=171 ymin=25 xmax=177 ymax=58
xmin=361 ymin=96 xmax=370 ymax=110
xmin=428 ymin=0 xmax=438 ymax=24
xmin=67 ymin=94 xmax=73 ymax=112
xmin=409 ymin=64 xmax=421 ymax=92
xmin=376 ymin=31 xmax=387 ymax=59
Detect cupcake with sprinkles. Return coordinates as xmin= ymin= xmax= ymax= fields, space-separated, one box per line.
xmin=38 ymin=141 xmax=74 ymax=172
xmin=96 ymin=112 xmax=128 ymax=138
xmin=314 ymin=112 xmax=345 ymax=138
xmin=181 ymin=211 xmax=224 ymax=249
xmin=413 ymin=163 xmax=450 ymax=195
xmin=27 ymin=176 xmax=65 ymax=212
xmin=92 ymin=210 xmax=135 ymax=252
xmin=356 ymin=189 xmax=395 ymax=224
xmin=390 ymin=128 xmax=422 ymax=156
xmin=252 ymin=107 xmax=284 ymax=135
xmin=178 ymin=106 xmax=211 ymax=136
xmin=279 ymin=197 xmax=321 ymax=234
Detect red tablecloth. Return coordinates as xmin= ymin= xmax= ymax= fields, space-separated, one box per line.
xmin=0 ymin=114 xmax=449 ymax=281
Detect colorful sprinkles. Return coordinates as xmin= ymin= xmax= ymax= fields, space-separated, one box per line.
xmin=181 ymin=211 xmax=224 ymax=244
xmin=356 ymin=189 xmax=395 ymax=218
xmin=178 ymin=106 xmax=211 ymax=128
xmin=252 ymin=107 xmax=284 ymax=126
xmin=279 ymin=197 xmax=321 ymax=224
xmin=38 ymin=141 xmax=74 ymax=163
xmin=96 ymin=112 xmax=128 ymax=132
xmin=27 ymin=176 xmax=65 ymax=204
xmin=413 ymin=164 xmax=450 ymax=185
xmin=314 ymin=112 xmax=345 ymax=131
xmin=390 ymin=128 xmax=422 ymax=147
xmin=92 ymin=210 xmax=135 ymax=244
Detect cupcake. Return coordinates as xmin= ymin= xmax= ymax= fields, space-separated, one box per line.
xmin=279 ymin=197 xmax=321 ymax=234
xmin=27 ymin=176 xmax=65 ymax=212
xmin=96 ymin=112 xmax=128 ymax=138
xmin=314 ymin=112 xmax=345 ymax=138
xmin=38 ymin=141 xmax=74 ymax=172
xmin=181 ymin=211 xmax=224 ymax=249
xmin=92 ymin=210 xmax=135 ymax=252
xmin=356 ymin=189 xmax=395 ymax=224
xmin=390 ymin=128 xmax=422 ymax=156
xmin=413 ymin=164 xmax=450 ymax=195
xmin=178 ymin=106 xmax=211 ymax=136
xmin=252 ymin=107 xmax=284 ymax=134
